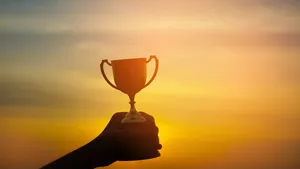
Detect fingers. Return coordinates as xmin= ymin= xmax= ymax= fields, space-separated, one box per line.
xmin=102 ymin=112 xmax=126 ymax=132
xmin=102 ymin=112 xmax=161 ymax=150
xmin=100 ymin=130 xmax=161 ymax=153
xmin=158 ymin=144 xmax=162 ymax=150
xmin=139 ymin=112 xmax=155 ymax=122
xmin=111 ymin=112 xmax=155 ymax=124
xmin=127 ymin=129 xmax=161 ymax=150
xmin=107 ymin=112 xmax=158 ymax=132
xmin=114 ymin=130 xmax=162 ymax=157
xmin=111 ymin=112 xmax=127 ymax=122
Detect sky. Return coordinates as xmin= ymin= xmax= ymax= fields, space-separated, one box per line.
xmin=0 ymin=0 xmax=300 ymax=169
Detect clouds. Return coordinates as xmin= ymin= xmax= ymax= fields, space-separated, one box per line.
xmin=0 ymin=0 xmax=58 ymax=16
xmin=0 ymin=77 xmax=68 ymax=107
xmin=0 ymin=0 xmax=300 ymax=120
xmin=0 ymin=75 xmax=81 ymax=109
xmin=0 ymin=0 xmax=299 ymax=34
xmin=0 ymin=70 xmax=115 ymax=117
xmin=0 ymin=1 xmax=300 ymax=169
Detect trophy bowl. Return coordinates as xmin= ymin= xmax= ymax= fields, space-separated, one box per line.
xmin=112 ymin=58 xmax=147 ymax=96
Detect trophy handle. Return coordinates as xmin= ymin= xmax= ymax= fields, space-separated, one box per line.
xmin=100 ymin=59 xmax=119 ymax=90
xmin=144 ymin=55 xmax=159 ymax=88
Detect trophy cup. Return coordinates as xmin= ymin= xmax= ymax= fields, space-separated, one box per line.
xmin=100 ymin=55 xmax=159 ymax=123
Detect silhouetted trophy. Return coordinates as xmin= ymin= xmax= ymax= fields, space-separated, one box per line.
xmin=100 ymin=55 xmax=159 ymax=123
xmin=100 ymin=55 xmax=159 ymax=160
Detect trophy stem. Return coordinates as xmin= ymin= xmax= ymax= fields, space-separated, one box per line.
xmin=121 ymin=94 xmax=146 ymax=123
xmin=129 ymin=94 xmax=137 ymax=114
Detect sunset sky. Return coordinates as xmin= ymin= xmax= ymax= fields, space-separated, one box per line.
xmin=1 ymin=0 xmax=300 ymax=169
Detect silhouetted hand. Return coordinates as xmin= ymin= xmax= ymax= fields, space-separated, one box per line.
xmin=41 ymin=112 xmax=162 ymax=169
xmin=87 ymin=112 xmax=162 ymax=167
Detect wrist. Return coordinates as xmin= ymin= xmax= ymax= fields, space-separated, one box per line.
xmin=82 ymin=135 xmax=117 ymax=168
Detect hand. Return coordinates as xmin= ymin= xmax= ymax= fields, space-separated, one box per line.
xmin=84 ymin=112 xmax=162 ymax=168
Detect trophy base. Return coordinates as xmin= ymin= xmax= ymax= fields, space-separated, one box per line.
xmin=121 ymin=111 xmax=147 ymax=123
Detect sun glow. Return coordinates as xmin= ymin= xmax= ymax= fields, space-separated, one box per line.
xmin=1 ymin=0 xmax=300 ymax=169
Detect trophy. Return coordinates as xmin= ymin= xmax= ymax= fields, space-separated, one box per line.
xmin=100 ymin=55 xmax=159 ymax=123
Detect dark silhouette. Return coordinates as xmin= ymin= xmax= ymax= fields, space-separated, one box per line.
xmin=40 ymin=112 xmax=162 ymax=169
xmin=100 ymin=55 xmax=159 ymax=123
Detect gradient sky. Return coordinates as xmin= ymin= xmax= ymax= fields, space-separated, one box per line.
xmin=1 ymin=0 xmax=300 ymax=169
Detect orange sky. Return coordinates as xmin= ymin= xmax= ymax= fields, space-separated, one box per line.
xmin=1 ymin=0 xmax=300 ymax=169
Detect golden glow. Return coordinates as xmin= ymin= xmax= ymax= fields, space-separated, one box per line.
xmin=1 ymin=0 xmax=300 ymax=169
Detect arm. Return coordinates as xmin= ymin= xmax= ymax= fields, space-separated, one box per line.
xmin=40 ymin=112 xmax=161 ymax=169
xmin=40 ymin=137 xmax=114 ymax=169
